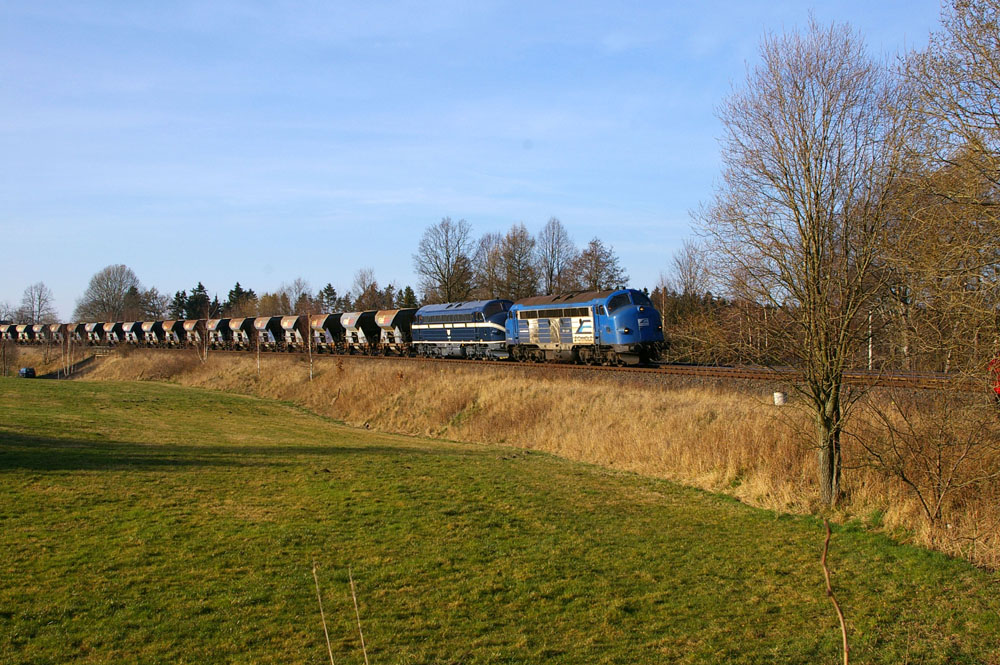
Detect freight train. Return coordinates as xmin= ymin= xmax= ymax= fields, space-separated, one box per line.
xmin=1 ymin=288 xmax=664 ymax=366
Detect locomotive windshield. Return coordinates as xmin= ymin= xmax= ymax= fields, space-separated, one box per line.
xmin=483 ymin=302 xmax=504 ymax=318
xmin=632 ymin=291 xmax=653 ymax=307
xmin=607 ymin=293 xmax=631 ymax=312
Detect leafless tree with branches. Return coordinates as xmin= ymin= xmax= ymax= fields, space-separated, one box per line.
xmin=17 ymin=282 xmax=57 ymax=324
xmin=413 ymin=217 xmax=475 ymax=303
xmin=700 ymin=19 xmax=911 ymax=505
xmin=536 ymin=217 xmax=578 ymax=294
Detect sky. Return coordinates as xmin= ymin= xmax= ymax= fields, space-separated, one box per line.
xmin=2 ymin=1 xmax=944 ymax=320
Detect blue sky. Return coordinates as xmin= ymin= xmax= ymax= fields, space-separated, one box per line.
xmin=2 ymin=1 xmax=942 ymax=319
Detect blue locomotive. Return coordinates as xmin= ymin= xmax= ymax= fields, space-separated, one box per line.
xmin=411 ymin=299 xmax=513 ymax=359
xmin=411 ymin=289 xmax=662 ymax=365
xmin=506 ymin=289 xmax=662 ymax=365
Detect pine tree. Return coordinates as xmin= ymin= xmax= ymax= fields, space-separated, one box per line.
xmin=396 ymin=285 xmax=419 ymax=309
xmin=184 ymin=282 xmax=210 ymax=319
xmin=169 ymin=291 xmax=187 ymax=319
xmin=319 ymin=283 xmax=338 ymax=312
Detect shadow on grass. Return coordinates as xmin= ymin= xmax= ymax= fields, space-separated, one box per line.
xmin=0 ymin=430 xmax=454 ymax=472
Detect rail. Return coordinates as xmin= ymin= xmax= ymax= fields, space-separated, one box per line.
xmin=88 ymin=345 xmax=968 ymax=392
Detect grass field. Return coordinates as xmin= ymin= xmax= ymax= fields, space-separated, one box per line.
xmin=1 ymin=378 xmax=998 ymax=664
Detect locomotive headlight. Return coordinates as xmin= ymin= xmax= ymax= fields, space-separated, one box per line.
xmin=623 ymin=327 xmax=631 ymax=334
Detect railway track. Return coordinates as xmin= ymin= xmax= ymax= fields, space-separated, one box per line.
xmin=79 ymin=345 xmax=965 ymax=391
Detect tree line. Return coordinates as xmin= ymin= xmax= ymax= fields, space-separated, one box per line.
xmin=3 ymin=217 xmax=630 ymax=325
xmin=412 ymin=217 xmax=627 ymax=303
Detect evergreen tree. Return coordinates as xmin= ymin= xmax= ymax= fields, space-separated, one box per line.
xmin=319 ymin=283 xmax=338 ymax=312
xmin=224 ymin=282 xmax=257 ymax=317
xmin=395 ymin=285 xmax=419 ymax=308
xmin=184 ymin=282 xmax=210 ymax=319
xmin=336 ymin=292 xmax=354 ymax=312
xmin=382 ymin=283 xmax=397 ymax=310
xmin=169 ymin=291 xmax=187 ymax=319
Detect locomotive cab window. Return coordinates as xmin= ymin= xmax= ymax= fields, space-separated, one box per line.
xmin=632 ymin=292 xmax=653 ymax=308
xmin=607 ymin=294 xmax=631 ymax=312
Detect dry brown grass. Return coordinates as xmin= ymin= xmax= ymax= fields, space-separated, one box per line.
xmin=11 ymin=346 xmax=92 ymax=377
xmin=78 ymin=348 xmax=1000 ymax=567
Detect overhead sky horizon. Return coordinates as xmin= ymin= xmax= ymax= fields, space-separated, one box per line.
xmin=3 ymin=1 xmax=943 ymax=320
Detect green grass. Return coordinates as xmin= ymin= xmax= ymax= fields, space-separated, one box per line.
xmin=1 ymin=378 xmax=998 ymax=664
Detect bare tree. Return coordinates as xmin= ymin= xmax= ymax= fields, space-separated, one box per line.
xmin=73 ymin=264 xmax=143 ymax=321
xmin=910 ymin=0 xmax=1000 ymax=189
xmin=351 ymin=268 xmax=382 ymax=311
xmin=881 ymin=151 xmax=1000 ymax=373
xmin=500 ymin=223 xmax=539 ymax=300
xmin=473 ymin=232 xmax=504 ymax=299
xmin=666 ymin=240 xmax=712 ymax=298
xmin=573 ymin=237 xmax=628 ymax=292
xmin=536 ymin=217 xmax=578 ymax=294
xmin=413 ymin=217 xmax=475 ymax=303
xmin=17 ymin=282 xmax=57 ymax=324
xmin=282 ymin=278 xmax=311 ymax=309
xmin=0 ymin=301 xmax=14 ymax=321
xmin=700 ymin=19 xmax=911 ymax=505
xmin=855 ymin=389 xmax=1000 ymax=527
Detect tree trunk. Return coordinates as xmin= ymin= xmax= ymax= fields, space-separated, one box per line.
xmin=817 ymin=388 xmax=843 ymax=506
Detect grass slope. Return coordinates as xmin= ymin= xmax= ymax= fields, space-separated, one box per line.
xmin=0 ymin=378 xmax=997 ymax=664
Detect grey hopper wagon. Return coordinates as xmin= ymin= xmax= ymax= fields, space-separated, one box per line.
xmin=122 ymin=322 xmax=143 ymax=344
xmin=102 ymin=321 xmax=125 ymax=345
xmin=253 ymin=317 xmax=283 ymax=350
xmin=309 ymin=314 xmax=345 ymax=352
xmin=206 ymin=318 xmax=232 ymax=348
xmin=84 ymin=322 xmax=105 ymax=345
xmin=161 ymin=320 xmax=183 ymax=347
xmin=181 ymin=320 xmax=207 ymax=347
xmin=31 ymin=324 xmax=49 ymax=344
xmin=279 ymin=316 xmax=309 ymax=351
xmin=228 ymin=318 xmax=256 ymax=349
xmin=16 ymin=324 xmax=34 ymax=343
xmin=374 ymin=309 xmax=417 ymax=355
xmin=340 ymin=311 xmax=379 ymax=353
xmin=142 ymin=321 xmax=165 ymax=346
